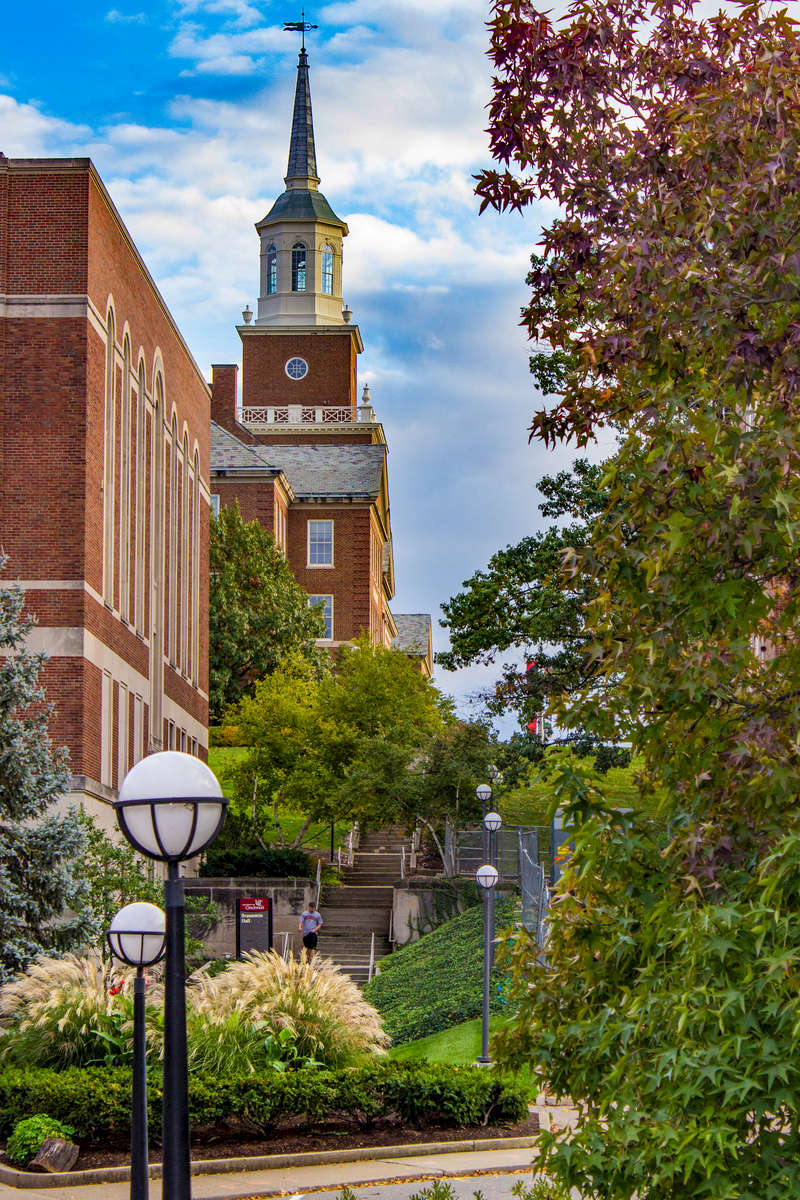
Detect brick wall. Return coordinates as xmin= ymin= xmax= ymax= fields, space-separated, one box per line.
xmin=241 ymin=328 xmax=358 ymax=409
xmin=0 ymin=158 xmax=211 ymax=805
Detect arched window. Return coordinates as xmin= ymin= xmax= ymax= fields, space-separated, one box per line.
xmin=169 ymin=414 xmax=179 ymax=665
xmin=103 ymin=309 xmax=116 ymax=606
xmin=181 ymin=432 xmax=190 ymax=673
xmin=192 ymin=448 xmax=200 ymax=686
xmin=134 ymin=360 xmax=147 ymax=633
xmin=150 ymin=375 xmax=165 ymax=749
xmin=321 ymin=244 xmax=334 ymax=295
xmin=292 ymin=242 xmax=307 ymax=292
xmin=267 ymin=245 xmax=277 ymax=294
xmin=120 ymin=335 xmax=132 ymax=622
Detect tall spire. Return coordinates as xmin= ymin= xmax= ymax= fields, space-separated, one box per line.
xmin=285 ymin=48 xmax=319 ymax=189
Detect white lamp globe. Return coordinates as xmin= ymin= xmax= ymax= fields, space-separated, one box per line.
xmin=484 ymin=811 xmax=502 ymax=833
xmin=475 ymin=783 xmax=492 ymax=804
xmin=115 ymin=751 xmax=227 ymax=861
xmin=108 ymin=902 xmax=166 ymax=968
xmin=476 ymin=863 xmax=499 ymax=890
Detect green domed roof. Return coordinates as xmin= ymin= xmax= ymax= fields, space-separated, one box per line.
xmin=256 ymin=188 xmax=347 ymax=231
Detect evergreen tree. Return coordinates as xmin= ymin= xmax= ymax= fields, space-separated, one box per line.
xmin=0 ymin=561 xmax=88 ymax=981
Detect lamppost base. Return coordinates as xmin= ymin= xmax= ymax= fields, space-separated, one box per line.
xmin=474 ymin=1056 xmax=493 ymax=1066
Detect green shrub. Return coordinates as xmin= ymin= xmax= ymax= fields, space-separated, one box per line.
xmin=189 ymin=952 xmax=388 ymax=1069
xmin=0 ymin=955 xmax=140 ymax=1070
xmin=5 ymin=1115 xmax=76 ymax=1165
xmin=364 ymin=900 xmax=517 ymax=1044
xmin=199 ymin=845 xmax=311 ymax=878
xmin=0 ymin=1062 xmax=528 ymax=1143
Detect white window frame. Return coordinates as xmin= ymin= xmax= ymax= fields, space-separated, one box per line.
xmin=307 ymin=519 xmax=333 ymax=566
xmin=210 ymin=494 xmax=221 ymax=517
xmin=309 ymin=594 xmax=333 ymax=640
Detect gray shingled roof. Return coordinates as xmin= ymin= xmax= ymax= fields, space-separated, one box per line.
xmin=211 ymin=422 xmax=277 ymax=473
xmin=392 ymin=614 xmax=432 ymax=656
xmin=251 ymin=443 xmax=385 ymax=499
xmin=211 ymin=425 xmax=386 ymax=499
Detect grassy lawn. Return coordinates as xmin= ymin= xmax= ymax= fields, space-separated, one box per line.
xmin=499 ymin=755 xmax=666 ymax=828
xmin=389 ymin=1015 xmax=538 ymax=1095
xmin=208 ymin=745 xmax=349 ymax=852
xmin=389 ymin=1015 xmax=499 ymax=1063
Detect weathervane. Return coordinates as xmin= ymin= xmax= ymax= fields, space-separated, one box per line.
xmin=283 ymin=10 xmax=318 ymax=51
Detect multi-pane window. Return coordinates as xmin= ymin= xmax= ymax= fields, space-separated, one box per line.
xmin=210 ymin=494 xmax=220 ymax=517
xmin=292 ymin=242 xmax=307 ymax=291
xmin=307 ymin=519 xmax=333 ymax=565
xmin=309 ymin=594 xmax=333 ymax=640
xmin=321 ymin=245 xmax=334 ymax=295
xmin=267 ymin=245 xmax=277 ymax=294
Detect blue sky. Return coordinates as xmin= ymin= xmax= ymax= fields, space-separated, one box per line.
xmin=2 ymin=0 xmax=614 ymax=726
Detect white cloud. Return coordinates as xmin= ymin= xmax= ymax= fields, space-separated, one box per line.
xmin=105 ymin=9 xmax=147 ymax=23
xmin=0 ymin=95 xmax=91 ymax=157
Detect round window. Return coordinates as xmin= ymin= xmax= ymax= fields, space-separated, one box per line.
xmin=285 ymin=357 xmax=308 ymax=380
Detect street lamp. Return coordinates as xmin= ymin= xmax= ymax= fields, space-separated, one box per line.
xmin=476 ymin=783 xmax=493 ymax=860
xmin=476 ymin=810 xmax=502 ymax=1065
xmin=475 ymin=782 xmax=492 ymax=814
xmin=114 ymin=752 xmax=228 ymax=1200
xmin=107 ymin=903 xmax=166 ymax=1200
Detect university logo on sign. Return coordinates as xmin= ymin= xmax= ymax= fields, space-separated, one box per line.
xmin=236 ymin=896 xmax=273 ymax=957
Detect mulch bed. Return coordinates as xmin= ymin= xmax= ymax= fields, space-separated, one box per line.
xmin=2 ymin=1113 xmax=539 ymax=1173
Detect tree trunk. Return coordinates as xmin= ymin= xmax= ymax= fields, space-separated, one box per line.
xmin=289 ymin=814 xmax=313 ymax=849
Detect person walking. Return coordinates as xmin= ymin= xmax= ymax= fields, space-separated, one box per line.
xmin=299 ymin=899 xmax=323 ymax=961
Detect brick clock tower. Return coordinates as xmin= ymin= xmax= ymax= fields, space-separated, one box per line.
xmin=210 ymin=46 xmax=433 ymax=672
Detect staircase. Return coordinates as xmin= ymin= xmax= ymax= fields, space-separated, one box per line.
xmin=320 ymin=825 xmax=408 ymax=984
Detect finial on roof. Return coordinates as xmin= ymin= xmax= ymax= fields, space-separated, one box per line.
xmin=283 ymin=10 xmax=318 ymax=52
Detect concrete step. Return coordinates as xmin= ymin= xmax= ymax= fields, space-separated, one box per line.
xmin=339 ymin=875 xmax=402 ymax=886
xmin=323 ymin=886 xmax=394 ymax=904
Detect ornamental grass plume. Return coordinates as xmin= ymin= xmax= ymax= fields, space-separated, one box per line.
xmin=188 ymin=951 xmax=389 ymax=1071
xmin=0 ymin=954 xmax=161 ymax=1069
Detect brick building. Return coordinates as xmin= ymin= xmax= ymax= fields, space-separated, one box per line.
xmin=210 ymin=48 xmax=433 ymax=672
xmin=0 ymin=155 xmax=211 ymax=830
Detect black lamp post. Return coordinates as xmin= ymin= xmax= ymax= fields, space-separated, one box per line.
xmin=107 ymin=902 xmax=166 ymax=1200
xmin=475 ymin=810 xmax=502 ymax=1065
xmin=114 ymin=752 xmax=228 ymax=1200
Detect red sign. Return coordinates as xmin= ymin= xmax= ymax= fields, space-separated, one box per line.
xmin=239 ymin=898 xmax=270 ymax=914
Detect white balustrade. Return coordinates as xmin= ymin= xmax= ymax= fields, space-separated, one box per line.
xmin=239 ymin=406 xmax=355 ymax=428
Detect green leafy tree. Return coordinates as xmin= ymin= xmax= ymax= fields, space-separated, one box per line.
xmin=0 ymin=563 xmax=88 ymax=981
xmin=479 ymin=1 xmax=800 ymax=1196
xmin=74 ymin=812 xmax=162 ymax=946
xmin=230 ymin=639 xmax=447 ymax=835
xmin=439 ymin=460 xmax=607 ymax=722
xmin=209 ymin=501 xmax=326 ymax=720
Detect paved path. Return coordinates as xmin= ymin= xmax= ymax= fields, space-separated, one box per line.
xmin=0 ymin=1147 xmax=539 ymax=1200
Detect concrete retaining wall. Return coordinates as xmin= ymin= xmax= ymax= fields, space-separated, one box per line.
xmin=184 ymin=876 xmax=314 ymax=959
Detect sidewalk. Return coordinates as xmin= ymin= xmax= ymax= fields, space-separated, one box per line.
xmin=0 ymin=1145 xmax=538 ymax=1200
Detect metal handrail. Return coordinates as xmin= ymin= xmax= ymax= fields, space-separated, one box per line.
xmin=388 ymin=907 xmax=394 ymax=945
xmin=279 ymin=931 xmax=290 ymax=960
xmin=400 ymin=845 xmax=406 ymax=879
xmin=315 ymin=857 xmax=322 ymax=905
xmin=368 ymin=931 xmax=375 ymax=980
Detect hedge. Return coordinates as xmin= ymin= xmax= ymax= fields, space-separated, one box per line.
xmin=199 ymin=845 xmax=310 ymax=878
xmin=364 ymin=900 xmax=518 ymax=1045
xmin=0 ymin=1062 xmax=528 ymax=1143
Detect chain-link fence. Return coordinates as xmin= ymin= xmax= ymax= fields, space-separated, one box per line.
xmin=443 ymin=821 xmax=527 ymax=879
xmin=444 ymin=820 xmax=555 ymax=878
xmin=519 ymin=829 xmax=549 ymax=954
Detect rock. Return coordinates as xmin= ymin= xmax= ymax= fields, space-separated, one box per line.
xmin=29 ymin=1138 xmax=79 ymax=1173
